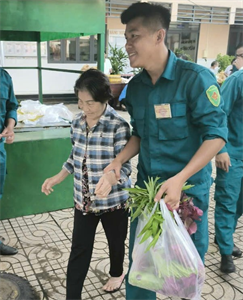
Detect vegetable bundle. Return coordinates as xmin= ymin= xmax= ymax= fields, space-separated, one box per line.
xmin=125 ymin=177 xmax=203 ymax=252
xmin=127 ymin=193 xmax=205 ymax=299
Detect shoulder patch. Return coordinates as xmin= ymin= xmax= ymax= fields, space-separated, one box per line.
xmin=206 ymin=85 xmax=220 ymax=107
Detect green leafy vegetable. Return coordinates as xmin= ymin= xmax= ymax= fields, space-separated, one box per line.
xmin=125 ymin=177 xmax=194 ymax=251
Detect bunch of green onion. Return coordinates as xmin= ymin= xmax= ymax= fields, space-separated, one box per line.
xmin=125 ymin=177 xmax=193 ymax=252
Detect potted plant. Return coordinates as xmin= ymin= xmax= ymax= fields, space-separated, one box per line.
xmin=108 ymin=43 xmax=128 ymax=75
xmin=174 ymin=48 xmax=193 ymax=61
xmin=216 ymin=53 xmax=235 ymax=72
xmin=107 ymin=44 xmax=128 ymax=109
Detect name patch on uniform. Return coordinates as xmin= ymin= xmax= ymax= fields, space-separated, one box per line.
xmin=154 ymin=104 xmax=172 ymax=119
xmin=206 ymin=85 xmax=220 ymax=107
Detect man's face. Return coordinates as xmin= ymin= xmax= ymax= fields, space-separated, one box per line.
xmin=235 ymin=47 xmax=243 ymax=69
xmin=212 ymin=62 xmax=219 ymax=69
xmin=124 ymin=17 xmax=162 ymax=69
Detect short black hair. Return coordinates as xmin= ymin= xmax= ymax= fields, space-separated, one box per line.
xmin=211 ymin=61 xmax=218 ymax=67
xmin=74 ymin=69 xmax=113 ymax=104
xmin=121 ymin=2 xmax=171 ymax=31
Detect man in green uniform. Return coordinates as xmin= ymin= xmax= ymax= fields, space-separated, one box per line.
xmin=103 ymin=3 xmax=227 ymax=300
xmin=0 ymin=67 xmax=18 ymax=255
xmin=214 ymin=43 xmax=243 ymax=273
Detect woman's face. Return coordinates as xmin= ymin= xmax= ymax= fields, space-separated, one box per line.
xmin=78 ymin=90 xmax=107 ymax=121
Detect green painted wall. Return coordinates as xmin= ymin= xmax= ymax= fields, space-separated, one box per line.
xmin=0 ymin=128 xmax=75 ymax=220
xmin=0 ymin=31 xmax=93 ymax=42
xmin=0 ymin=0 xmax=105 ymax=41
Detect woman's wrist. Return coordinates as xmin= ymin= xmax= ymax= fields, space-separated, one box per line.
xmin=106 ymin=171 xmax=118 ymax=186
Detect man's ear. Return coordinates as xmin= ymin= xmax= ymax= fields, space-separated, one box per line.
xmin=156 ymin=28 xmax=166 ymax=44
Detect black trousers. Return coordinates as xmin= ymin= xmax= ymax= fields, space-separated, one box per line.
xmin=66 ymin=208 xmax=128 ymax=300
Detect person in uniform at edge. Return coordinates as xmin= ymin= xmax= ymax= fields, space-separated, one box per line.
xmin=214 ymin=43 xmax=243 ymax=273
xmin=100 ymin=3 xmax=228 ymax=300
xmin=0 ymin=67 xmax=18 ymax=255
xmin=209 ymin=60 xmax=220 ymax=75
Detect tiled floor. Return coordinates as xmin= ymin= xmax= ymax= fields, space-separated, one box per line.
xmin=0 ymin=105 xmax=242 ymax=300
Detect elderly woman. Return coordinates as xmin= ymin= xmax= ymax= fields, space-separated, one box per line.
xmin=42 ymin=69 xmax=131 ymax=299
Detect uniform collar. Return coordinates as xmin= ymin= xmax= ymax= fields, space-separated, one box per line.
xmin=162 ymin=50 xmax=177 ymax=81
xmin=133 ymin=50 xmax=177 ymax=85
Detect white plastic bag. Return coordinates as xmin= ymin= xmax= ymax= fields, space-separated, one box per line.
xmin=17 ymin=100 xmax=73 ymax=125
xmin=129 ymin=200 xmax=205 ymax=300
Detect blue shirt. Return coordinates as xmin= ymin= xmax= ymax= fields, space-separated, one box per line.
xmin=0 ymin=68 xmax=18 ymax=140
xmin=119 ymin=85 xmax=128 ymax=101
xmin=0 ymin=68 xmax=18 ymax=198
xmin=63 ymin=104 xmax=132 ymax=212
xmin=220 ymin=69 xmax=243 ymax=160
xmin=125 ymin=51 xmax=227 ymax=196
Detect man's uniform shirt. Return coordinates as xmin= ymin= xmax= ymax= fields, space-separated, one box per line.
xmin=125 ymin=51 xmax=228 ymax=196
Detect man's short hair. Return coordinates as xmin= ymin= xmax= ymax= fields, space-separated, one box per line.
xmin=211 ymin=61 xmax=218 ymax=67
xmin=121 ymin=2 xmax=171 ymax=32
xmin=236 ymin=43 xmax=243 ymax=51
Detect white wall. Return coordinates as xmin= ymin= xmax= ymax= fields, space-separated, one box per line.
xmin=1 ymin=42 xmax=96 ymax=96
xmin=4 ymin=57 xmax=97 ymax=96
xmin=197 ymin=58 xmax=216 ymax=69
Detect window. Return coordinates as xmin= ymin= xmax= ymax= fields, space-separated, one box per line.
xmin=49 ymin=40 xmax=61 ymax=62
xmin=227 ymin=25 xmax=243 ymax=56
xmin=177 ymin=4 xmax=230 ymax=24
xmin=234 ymin=8 xmax=243 ymax=25
xmin=64 ymin=38 xmax=76 ymax=62
xmin=166 ymin=23 xmax=199 ymax=62
xmin=105 ymin=0 xmax=171 ymax=18
xmin=79 ymin=37 xmax=90 ymax=62
xmin=47 ymin=36 xmax=97 ymax=63
xmin=94 ymin=36 xmax=98 ymax=61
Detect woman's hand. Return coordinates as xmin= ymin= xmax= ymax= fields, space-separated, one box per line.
xmin=41 ymin=169 xmax=69 ymax=195
xmin=41 ymin=176 xmax=60 ymax=195
xmin=95 ymin=172 xmax=118 ymax=198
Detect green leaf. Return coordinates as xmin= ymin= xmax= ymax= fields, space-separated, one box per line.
xmin=216 ymin=53 xmax=235 ymax=73
xmin=108 ymin=43 xmax=128 ymax=74
xmin=139 ymin=229 xmax=153 ymax=244
xmin=182 ymin=184 xmax=194 ymax=191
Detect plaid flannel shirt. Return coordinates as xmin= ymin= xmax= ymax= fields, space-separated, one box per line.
xmin=63 ymin=104 xmax=132 ymax=212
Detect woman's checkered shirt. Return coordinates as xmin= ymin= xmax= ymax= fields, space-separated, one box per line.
xmin=63 ymin=104 xmax=132 ymax=212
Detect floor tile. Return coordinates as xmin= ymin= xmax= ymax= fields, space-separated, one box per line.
xmin=0 ymin=106 xmax=242 ymax=300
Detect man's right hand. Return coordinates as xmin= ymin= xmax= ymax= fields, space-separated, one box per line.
xmin=215 ymin=152 xmax=231 ymax=172
xmin=103 ymin=159 xmax=122 ymax=181
xmin=0 ymin=127 xmax=15 ymax=144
